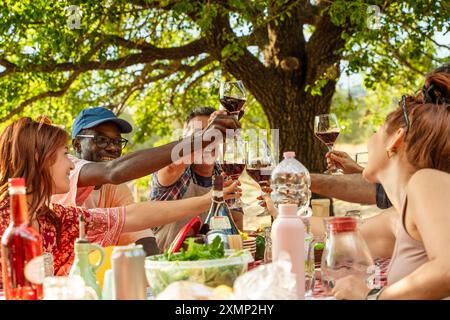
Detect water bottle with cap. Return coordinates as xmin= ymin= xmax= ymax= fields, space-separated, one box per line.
xmin=270 ymin=151 xmax=311 ymax=213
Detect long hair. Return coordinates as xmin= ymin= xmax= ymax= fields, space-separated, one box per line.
xmin=385 ymin=72 xmax=450 ymax=173
xmin=0 ymin=117 xmax=69 ymax=244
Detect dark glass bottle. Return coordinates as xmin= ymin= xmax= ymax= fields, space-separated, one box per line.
xmin=204 ymin=175 xmax=240 ymax=235
xmin=1 ymin=178 xmax=43 ymax=300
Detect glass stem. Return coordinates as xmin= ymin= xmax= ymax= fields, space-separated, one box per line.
xmin=327 ymin=145 xmax=336 ymax=171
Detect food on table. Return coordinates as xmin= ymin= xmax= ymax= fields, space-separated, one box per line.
xmin=212 ymin=285 xmax=234 ymax=300
xmin=145 ymin=237 xmax=253 ymax=296
xmin=239 ymin=231 xmax=249 ymax=240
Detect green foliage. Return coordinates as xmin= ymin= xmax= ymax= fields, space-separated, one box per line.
xmin=331 ymin=79 xmax=409 ymax=144
xmin=163 ymin=236 xmax=225 ymax=262
xmin=0 ymin=0 xmax=447 ymax=172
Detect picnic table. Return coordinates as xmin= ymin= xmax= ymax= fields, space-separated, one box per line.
xmin=249 ymin=257 xmax=390 ymax=300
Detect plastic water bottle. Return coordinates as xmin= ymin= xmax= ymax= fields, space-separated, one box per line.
xmin=270 ymin=151 xmax=311 ymax=212
xmin=271 ymin=203 xmax=305 ymax=299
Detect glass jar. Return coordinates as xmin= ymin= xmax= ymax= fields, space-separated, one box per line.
xmin=321 ymin=217 xmax=374 ymax=293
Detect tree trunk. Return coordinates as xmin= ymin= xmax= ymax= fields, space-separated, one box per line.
xmin=209 ymin=9 xmax=344 ymax=173
xmin=263 ymin=79 xmax=337 ymax=173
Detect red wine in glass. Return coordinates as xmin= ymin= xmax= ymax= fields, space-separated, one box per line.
xmin=314 ymin=113 xmax=342 ymax=175
xmin=219 ymin=96 xmax=246 ymax=114
xmin=219 ymin=81 xmax=246 ymax=119
xmin=221 ymin=162 xmax=245 ymax=180
xmin=315 ymin=131 xmax=340 ymax=148
xmin=246 ymin=165 xmax=273 ymax=186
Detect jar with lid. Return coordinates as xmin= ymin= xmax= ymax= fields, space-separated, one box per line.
xmin=321 ymin=217 xmax=374 ymax=293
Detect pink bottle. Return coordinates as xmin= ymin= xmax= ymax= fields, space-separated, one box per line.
xmin=271 ymin=203 xmax=305 ymax=299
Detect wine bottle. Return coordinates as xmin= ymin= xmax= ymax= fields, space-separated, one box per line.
xmin=204 ymin=175 xmax=240 ymax=235
xmin=1 ymin=178 xmax=43 ymax=300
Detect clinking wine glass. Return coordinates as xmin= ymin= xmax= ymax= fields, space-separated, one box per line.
xmin=314 ymin=113 xmax=343 ymax=175
xmin=218 ymin=137 xmax=246 ymax=210
xmin=219 ymin=80 xmax=247 ymax=120
xmin=247 ymin=139 xmax=276 ymax=217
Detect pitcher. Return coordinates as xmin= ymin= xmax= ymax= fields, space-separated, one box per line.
xmin=68 ymin=215 xmax=105 ymax=299
xmin=320 ymin=217 xmax=374 ymax=294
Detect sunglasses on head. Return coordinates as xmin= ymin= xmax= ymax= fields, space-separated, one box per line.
xmin=401 ymin=95 xmax=410 ymax=134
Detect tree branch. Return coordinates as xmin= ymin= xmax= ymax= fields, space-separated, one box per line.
xmin=181 ymin=66 xmax=218 ymax=103
xmin=305 ymin=13 xmax=346 ymax=85
xmin=172 ymin=56 xmax=214 ymax=93
xmin=0 ymin=57 xmax=18 ymax=78
xmin=296 ymin=1 xmax=320 ymax=25
xmin=0 ymin=71 xmax=81 ymax=123
xmin=5 ymin=37 xmax=208 ymax=76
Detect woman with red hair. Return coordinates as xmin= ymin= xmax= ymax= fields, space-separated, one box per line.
xmin=331 ymin=71 xmax=450 ymax=300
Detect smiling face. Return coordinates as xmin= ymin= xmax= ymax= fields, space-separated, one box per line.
xmin=73 ymin=122 xmax=123 ymax=162
xmin=50 ymin=145 xmax=75 ymax=194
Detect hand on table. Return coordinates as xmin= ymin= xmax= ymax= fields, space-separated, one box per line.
xmin=331 ymin=275 xmax=371 ymax=300
xmin=326 ymin=150 xmax=364 ymax=174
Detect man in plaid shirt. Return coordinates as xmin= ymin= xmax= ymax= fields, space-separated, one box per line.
xmin=149 ymin=107 xmax=244 ymax=251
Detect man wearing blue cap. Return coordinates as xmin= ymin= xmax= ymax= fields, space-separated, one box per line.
xmin=52 ymin=106 xmax=240 ymax=255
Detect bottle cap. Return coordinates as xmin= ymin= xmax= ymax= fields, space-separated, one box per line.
xmin=283 ymin=151 xmax=296 ymax=159
xmin=278 ymin=203 xmax=298 ymax=217
xmin=212 ymin=175 xmax=223 ymax=191
xmin=8 ymin=177 xmax=25 ymax=187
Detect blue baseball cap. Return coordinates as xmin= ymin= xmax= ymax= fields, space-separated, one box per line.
xmin=71 ymin=107 xmax=133 ymax=139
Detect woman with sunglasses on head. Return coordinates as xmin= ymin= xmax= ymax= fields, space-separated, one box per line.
xmin=329 ymin=71 xmax=450 ymax=300
xmin=0 ymin=118 xmax=241 ymax=276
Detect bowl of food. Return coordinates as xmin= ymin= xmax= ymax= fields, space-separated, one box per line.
xmin=145 ymin=237 xmax=253 ymax=296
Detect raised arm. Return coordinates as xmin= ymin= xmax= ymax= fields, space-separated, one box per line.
xmin=310 ymin=173 xmax=376 ymax=205
xmin=77 ymin=113 xmax=240 ymax=187
xmin=122 ymin=180 xmax=241 ymax=233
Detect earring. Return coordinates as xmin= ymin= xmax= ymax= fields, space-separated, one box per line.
xmin=386 ymin=148 xmax=397 ymax=159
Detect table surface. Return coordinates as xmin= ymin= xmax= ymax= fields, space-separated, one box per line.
xmin=312 ymin=258 xmax=390 ymax=299
xmin=1 ymin=258 xmax=390 ymax=300
xmin=248 ymin=257 xmax=390 ymax=300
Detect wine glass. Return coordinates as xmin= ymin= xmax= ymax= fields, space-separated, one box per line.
xmin=218 ymin=137 xmax=246 ymax=210
xmin=247 ymin=139 xmax=276 ymax=217
xmin=314 ymin=113 xmax=342 ymax=175
xmin=219 ymin=80 xmax=247 ymax=120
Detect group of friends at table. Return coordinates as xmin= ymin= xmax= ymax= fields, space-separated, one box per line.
xmin=0 ymin=63 xmax=449 ymax=300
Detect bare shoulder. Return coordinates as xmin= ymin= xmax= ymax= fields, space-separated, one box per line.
xmin=408 ymin=168 xmax=450 ymax=190
xmin=407 ymin=169 xmax=450 ymax=209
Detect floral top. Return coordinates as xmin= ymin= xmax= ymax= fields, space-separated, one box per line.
xmin=0 ymin=199 xmax=125 ymax=276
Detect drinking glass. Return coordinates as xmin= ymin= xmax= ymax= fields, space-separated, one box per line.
xmin=219 ymin=80 xmax=247 ymax=120
xmin=43 ymin=276 xmax=98 ymax=300
xmin=314 ymin=113 xmax=342 ymax=175
xmin=218 ymin=137 xmax=246 ymax=210
xmin=247 ymin=139 xmax=276 ymax=217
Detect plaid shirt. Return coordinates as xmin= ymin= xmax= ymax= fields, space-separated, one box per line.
xmin=149 ymin=163 xmax=222 ymax=201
